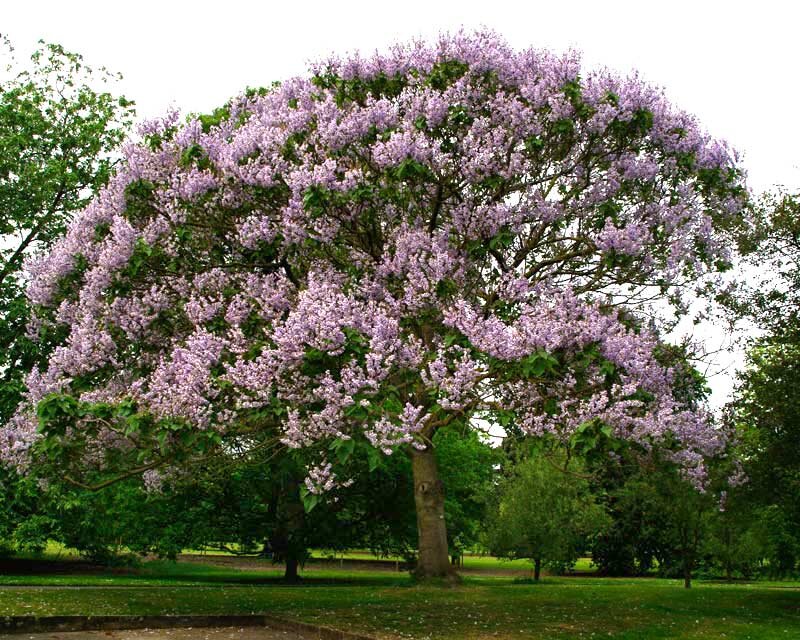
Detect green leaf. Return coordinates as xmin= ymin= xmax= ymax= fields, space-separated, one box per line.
xmin=300 ymin=486 xmax=320 ymax=513
xmin=367 ymin=446 xmax=382 ymax=472
xmin=155 ymin=431 xmax=168 ymax=454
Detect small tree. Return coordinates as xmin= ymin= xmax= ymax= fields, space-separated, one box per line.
xmin=484 ymin=453 xmax=607 ymax=580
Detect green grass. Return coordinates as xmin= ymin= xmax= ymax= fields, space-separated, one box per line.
xmin=457 ymin=554 xmax=595 ymax=573
xmin=0 ymin=559 xmax=411 ymax=587
xmin=0 ymin=558 xmax=798 ymax=639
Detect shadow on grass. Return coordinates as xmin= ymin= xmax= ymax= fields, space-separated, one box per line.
xmin=0 ymin=557 xmax=135 ymax=575
xmin=0 ymin=556 xmax=414 ymax=588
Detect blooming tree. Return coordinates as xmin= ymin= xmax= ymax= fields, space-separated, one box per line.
xmin=1 ymin=32 xmax=745 ymax=578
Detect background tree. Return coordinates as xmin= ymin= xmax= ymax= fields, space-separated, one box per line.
xmin=590 ymin=466 xmax=666 ymax=576
xmin=0 ymin=466 xmax=57 ymax=556
xmin=433 ymin=425 xmax=498 ymax=565
xmin=1 ymin=32 xmax=746 ymax=580
xmin=703 ymin=491 xmax=767 ymax=580
xmin=645 ymin=465 xmax=711 ymax=589
xmin=588 ymin=342 xmax=719 ymax=579
xmin=724 ymin=338 xmax=800 ymax=576
xmin=484 ymin=452 xmax=607 ymax=580
xmin=720 ymin=191 xmax=800 ymax=577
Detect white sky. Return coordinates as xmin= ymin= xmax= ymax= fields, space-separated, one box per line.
xmin=4 ymin=0 xmax=799 ymax=407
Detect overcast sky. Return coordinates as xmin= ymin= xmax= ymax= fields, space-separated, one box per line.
xmin=4 ymin=0 xmax=798 ymax=406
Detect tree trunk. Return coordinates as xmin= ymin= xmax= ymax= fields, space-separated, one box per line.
xmin=411 ymin=445 xmax=456 ymax=581
xmin=284 ymin=555 xmax=300 ymax=582
xmin=281 ymin=491 xmax=305 ymax=583
xmin=534 ymin=557 xmax=542 ymax=582
xmin=680 ymin=524 xmax=694 ymax=589
xmin=268 ymin=475 xmax=306 ymax=583
xmin=724 ymin=525 xmax=733 ymax=581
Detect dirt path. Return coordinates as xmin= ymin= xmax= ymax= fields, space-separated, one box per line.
xmin=0 ymin=628 xmax=310 ymax=640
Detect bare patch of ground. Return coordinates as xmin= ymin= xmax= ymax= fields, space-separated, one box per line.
xmin=1 ymin=627 xmax=309 ymax=640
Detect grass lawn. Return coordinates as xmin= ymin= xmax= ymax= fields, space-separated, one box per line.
xmin=0 ymin=558 xmax=798 ymax=639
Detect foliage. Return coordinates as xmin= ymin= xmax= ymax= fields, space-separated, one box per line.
xmin=483 ymin=452 xmax=607 ymax=578
xmin=726 ymin=191 xmax=800 ymax=334
xmin=702 ymin=496 xmax=769 ymax=579
xmin=0 ymin=407 xmax=494 ymax=574
xmin=590 ymin=467 xmax=667 ymax=576
xmin=722 ymin=191 xmax=800 ymax=577
xmin=590 ymin=453 xmax=728 ymax=587
xmin=0 ymin=467 xmax=58 ymax=554
xmin=434 ymin=426 xmax=499 ymax=560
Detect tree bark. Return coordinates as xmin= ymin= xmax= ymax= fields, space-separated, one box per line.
xmin=679 ymin=524 xmax=694 ymax=589
xmin=284 ymin=554 xmax=300 ymax=582
xmin=534 ymin=557 xmax=542 ymax=582
xmin=411 ymin=445 xmax=457 ymax=581
xmin=268 ymin=475 xmax=306 ymax=583
xmin=683 ymin=550 xmax=693 ymax=589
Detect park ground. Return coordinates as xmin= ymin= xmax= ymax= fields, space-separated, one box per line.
xmin=1 ymin=551 xmax=799 ymax=639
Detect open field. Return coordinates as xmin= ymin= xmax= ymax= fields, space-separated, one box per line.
xmin=0 ymin=556 xmax=798 ymax=639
